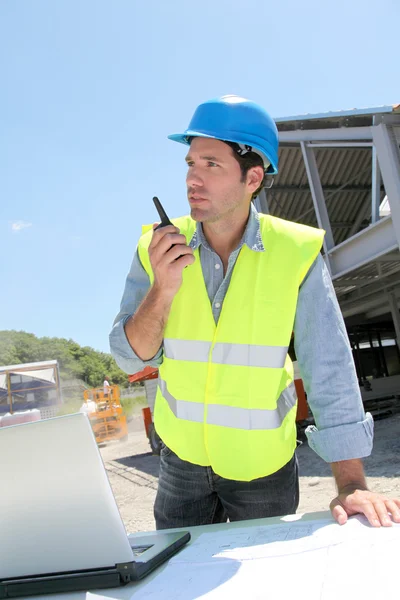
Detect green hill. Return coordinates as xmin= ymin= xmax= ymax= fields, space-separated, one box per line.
xmin=0 ymin=330 xmax=129 ymax=389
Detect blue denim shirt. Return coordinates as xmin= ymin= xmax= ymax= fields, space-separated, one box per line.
xmin=110 ymin=205 xmax=373 ymax=463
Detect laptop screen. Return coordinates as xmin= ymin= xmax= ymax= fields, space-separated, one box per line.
xmin=0 ymin=413 xmax=135 ymax=579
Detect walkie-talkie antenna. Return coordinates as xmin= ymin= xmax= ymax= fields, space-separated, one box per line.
xmin=153 ymin=196 xmax=173 ymax=228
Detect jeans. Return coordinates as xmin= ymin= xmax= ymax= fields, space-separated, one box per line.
xmin=154 ymin=445 xmax=299 ymax=529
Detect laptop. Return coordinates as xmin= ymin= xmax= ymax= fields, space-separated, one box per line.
xmin=0 ymin=413 xmax=190 ymax=598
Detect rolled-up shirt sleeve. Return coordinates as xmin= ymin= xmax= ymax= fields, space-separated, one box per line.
xmin=109 ymin=249 xmax=163 ymax=374
xmin=294 ymin=254 xmax=374 ymax=463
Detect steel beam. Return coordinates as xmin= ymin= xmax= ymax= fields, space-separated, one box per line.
xmin=342 ymin=289 xmax=400 ymax=319
xmin=339 ymin=273 xmax=400 ymax=309
xmin=342 ymin=295 xmax=389 ymax=318
xmin=279 ymin=126 xmax=372 ymax=143
xmin=374 ymin=252 xmax=400 ymax=262
xmin=328 ymin=216 xmax=398 ymax=279
xmin=375 ymin=115 xmax=400 ymax=127
xmin=366 ymin=293 xmax=400 ymax=320
xmin=371 ymin=146 xmax=381 ymax=224
xmin=307 ymin=142 xmax=373 ymax=148
xmin=335 ymin=265 xmax=400 ymax=293
xmin=336 ymin=277 xmax=380 ymax=287
xmin=365 ymin=307 xmax=391 ymax=320
xmin=372 ymin=124 xmax=400 ymax=245
xmin=300 ymin=142 xmax=334 ymax=253
xmin=273 ymin=184 xmax=373 ymax=193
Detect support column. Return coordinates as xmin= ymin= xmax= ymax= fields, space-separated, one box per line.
xmin=353 ymin=330 xmax=365 ymax=383
xmin=300 ymin=142 xmax=335 ymax=258
xmin=377 ymin=332 xmax=389 ymax=377
xmin=371 ymin=146 xmax=381 ymax=224
xmin=6 ymin=371 xmax=13 ymax=414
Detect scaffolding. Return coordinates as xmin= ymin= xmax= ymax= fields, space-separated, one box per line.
xmin=83 ymin=385 xmax=128 ymax=444
xmin=0 ymin=360 xmax=62 ymax=417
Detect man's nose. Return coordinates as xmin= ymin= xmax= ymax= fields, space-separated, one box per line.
xmin=186 ymin=167 xmax=203 ymax=188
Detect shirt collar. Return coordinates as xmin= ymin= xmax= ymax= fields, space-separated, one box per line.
xmin=189 ymin=203 xmax=265 ymax=253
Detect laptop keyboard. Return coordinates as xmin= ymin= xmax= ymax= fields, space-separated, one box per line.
xmin=130 ymin=544 xmax=153 ymax=557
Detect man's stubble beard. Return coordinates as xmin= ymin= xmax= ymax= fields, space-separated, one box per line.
xmin=190 ymin=206 xmax=221 ymax=223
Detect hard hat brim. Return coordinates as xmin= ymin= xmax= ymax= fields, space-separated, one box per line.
xmin=168 ymin=131 xmax=215 ymax=144
xmin=168 ymin=130 xmax=277 ymax=175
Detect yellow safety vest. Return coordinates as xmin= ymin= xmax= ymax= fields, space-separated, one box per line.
xmin=138 ymin=213 xmax=324 ymax=481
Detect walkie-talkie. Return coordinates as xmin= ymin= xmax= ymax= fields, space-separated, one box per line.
xmin=152 ymin=196 xmax=191 ymax=264
xmin=153 ymin=196 xmax=184 ymax=259
xmin=153 ymin=196 xmax=173 ymax=230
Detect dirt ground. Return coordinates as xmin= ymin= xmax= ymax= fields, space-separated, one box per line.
xmin=100 ymin=405 xmax=400 ymax=533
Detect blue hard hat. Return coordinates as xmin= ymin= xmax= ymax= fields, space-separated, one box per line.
xmin=168 ymin=95 xmax=279 ymax=175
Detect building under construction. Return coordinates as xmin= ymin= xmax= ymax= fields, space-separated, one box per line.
xmin=252 ymin=104 xmax=400 ymax=402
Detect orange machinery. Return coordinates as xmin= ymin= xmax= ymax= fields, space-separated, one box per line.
xmin=129 ymin=367 xmax=161 ymax=454
xmin=83 ymin=384 xmax=128 ymax=444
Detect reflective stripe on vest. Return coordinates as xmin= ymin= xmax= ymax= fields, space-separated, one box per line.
xmin=159 ymin=377 xmax=296 ymax=430
xmin=164 ymin=338 xmax=288 ymax=369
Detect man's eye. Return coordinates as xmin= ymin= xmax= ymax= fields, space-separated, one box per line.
xmin=208 ymin=161 xmax=218 ymax=167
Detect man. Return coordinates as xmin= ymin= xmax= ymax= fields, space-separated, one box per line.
xmin=110 ymin=95 xmax=400 ymax=529
xmin=103 ymin=377 xmax=111 ymax=398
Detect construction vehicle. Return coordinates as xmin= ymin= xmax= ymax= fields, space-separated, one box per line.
xmin=82 ymin=384 xmax=128 ymax=445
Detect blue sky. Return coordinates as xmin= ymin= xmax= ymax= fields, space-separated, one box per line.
xmin=1 ymin=0 xmax=399 ymax=354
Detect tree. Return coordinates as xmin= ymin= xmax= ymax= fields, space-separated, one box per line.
xmin=0 ymin=330 xmax=129 ymax=388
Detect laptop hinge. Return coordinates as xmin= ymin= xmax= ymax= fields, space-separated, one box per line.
xmin=116 ymin=562 xmax=135 ymax=584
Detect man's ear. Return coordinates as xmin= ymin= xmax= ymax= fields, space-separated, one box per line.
xmin=247 ymin=166 xmax=264 ymax=194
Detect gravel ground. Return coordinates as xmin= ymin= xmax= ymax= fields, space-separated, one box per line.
xmin=100 ymin=408 xmax=400 ymax=533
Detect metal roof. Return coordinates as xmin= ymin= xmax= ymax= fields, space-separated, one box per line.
xmin=269 ymin=104 xmax=399 ymax=245
xmin=269 ymin=146 xmax=380 ymax=245
xmin=265 ymin=105 xmax=400 ymax=325
xmin=0 ymin=360 xmax=58 ymax=373
xmin=275 ymin=104 xmax=400 ymax=124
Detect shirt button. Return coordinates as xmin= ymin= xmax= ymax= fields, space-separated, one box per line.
xmin=215 ymin=264 xmax=221 ymax=270
xmin=215 ymin=302 xmax=221 ymax=309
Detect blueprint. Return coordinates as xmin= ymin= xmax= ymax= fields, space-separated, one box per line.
xmin=130 ymin=516 xmax=400 ymax=599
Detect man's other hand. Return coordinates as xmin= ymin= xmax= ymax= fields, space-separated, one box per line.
xmin=330 ymin=487 xmax=400 ymax=527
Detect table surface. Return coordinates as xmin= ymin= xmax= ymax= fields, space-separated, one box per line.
xmin=22 ymin=510 xmax=333 ymax=600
